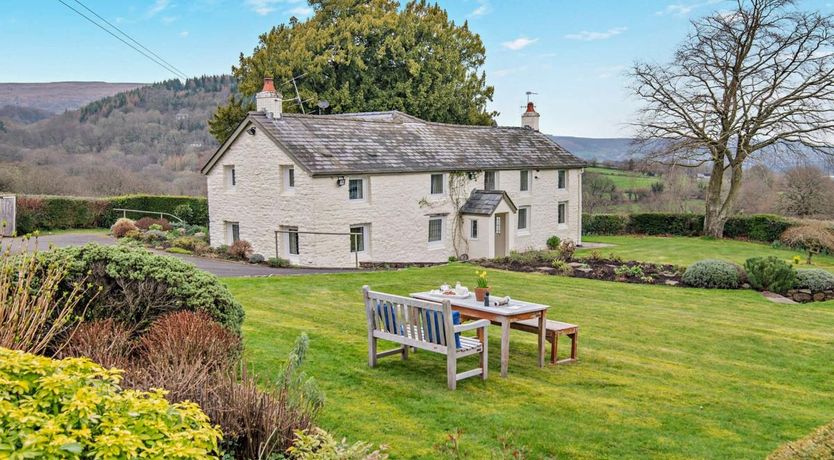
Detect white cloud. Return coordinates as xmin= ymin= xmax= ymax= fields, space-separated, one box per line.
xmin=287 ymin=5 xmax=313 ymax=16
xmin=565 ymin=27 xmax=627 ymax=41
xmin=245 ymin=0 xmax=309 ymax=16
xmin=468 ymin=0 xmax=490 ymax=18
xmin=502 ymin=37 xmax=538 ymax=51
xmin=179 ymin=31 xmax=189 ymax=38
xmin=147 ymin=0 xmax=170 ymax=17
xmin=161 ymin=16 xmax=178 ymax=24
xmin=655 ymin=0 xmax=722 ymax=17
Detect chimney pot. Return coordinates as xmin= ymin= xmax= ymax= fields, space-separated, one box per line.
xmin=261 ymin=77 xmax=276 ymax=93
xmin=521 ymin=100 xmax=540 ymax=131
xmin=256 ymin=76 xmax=282 ymax=119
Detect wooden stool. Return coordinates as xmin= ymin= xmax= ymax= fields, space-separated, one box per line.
xmin=511 ymin=319 xmax=578 ymax=364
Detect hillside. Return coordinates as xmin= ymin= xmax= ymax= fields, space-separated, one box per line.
xmin=0 ymin=76 xmax=235 ymax=196
xmin=0 ymin=82 xmax=146 ymax=113
xmin=550 ymin=136 xmax=637 ymax=162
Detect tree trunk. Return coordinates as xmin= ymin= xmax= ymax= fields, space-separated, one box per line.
xmin=703 ymin=160 xmax=744 ymax=238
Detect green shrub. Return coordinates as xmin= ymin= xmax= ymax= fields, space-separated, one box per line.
xmin=166 ymin=247 xmax=192 ymax=255
xmin=15 ymin=195 xmax=110 ymax=234
xmin=268 ymin=257 xmax=292 ymax=268
xmin=288 ymin=427 xmax=388 ymax=460
xmin=682 ymin=259 xmax=741 ymax=289
xmin=36 ymin=244 xmax=244 ymax=334
xmin=614 ymin=264 xmax=645 ymax=278
xmin=627 ymin=213 xmax=704 ymax=236
xmin=551 ymin=259 xmax=573 ymax=275
xmin=546 ymin=235 xmax=561 ymax=250
xmin=110 ymin=217 xmax=137 ymax=238
xmin=794 ymin=269 xmax=834 ymax=292
xmin=582 ymin=214 xmax=628 ymax=235
xmin=172 ymin=235 xmax=207 ymax=252
xmin=744 ymin=257 xmax=796 ymax=294
xmin=0 ymin=347 xmax=221 ymax=459
xmin=107 ymin=195 xmax=208 ymax=226
xmin=248 ymin=253 xmax=265 ymax=264
xmin=503 ymin=250 xmax=559 ymax=266
xmin=724 ymin=214 xmax=793 ymax=242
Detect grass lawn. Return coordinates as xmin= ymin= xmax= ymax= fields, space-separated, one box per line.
xmin=224 ymin=264 xmax=834 ymax=459
xmin=580 ymin=235 xmax=834 ymax=271
xmin=586 ymin=166 xmax=660 ymax=190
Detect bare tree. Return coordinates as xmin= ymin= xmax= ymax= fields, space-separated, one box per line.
xmin=582 ymin=172 xmax=617 ymax=214
xmin=778 ymin=165 xmax=834 ymax=217
xmin=631 ymin=0 xmax=834 ymax=237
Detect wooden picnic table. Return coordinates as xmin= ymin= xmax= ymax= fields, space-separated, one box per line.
xmin=411 ymin=291 xmax=549 ymax=377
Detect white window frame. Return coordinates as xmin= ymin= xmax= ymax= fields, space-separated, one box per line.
xmin=557 ymin=201 xmax=568 ymax=226
xmin=348 ymin=177 xmax=367 ymax=201
xmin=557 ymin=170 xmax=567 ymax=190
xmin=284 ymin=226 xmax=300 ymax=257
xmin=518 ymin=206 xmax=530 ymax=233
xmin=350 ymin=224 xmax=369 ymax=254
xmin=430 ymin=173 xmax=445 ymax=195
xmin=428 ymin=216 xmax=445 ymax=248
xmin=470 ymin=219 xmax=479 ymax=240
xmin=225 ymin=222 xmax=240 ymax=245
xmin=484 ymin=171 xmax=498 ymax=191
xmin=224 ymin=165 xmax=236 ymax=190
xmin=520 ymin=170 xmax=531 ymax=192
xmin=282 ymin=165 xmax=295 ymax=192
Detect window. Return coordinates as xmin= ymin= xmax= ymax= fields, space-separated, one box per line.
xmin=430 ymin=174 xmax=444 ymax=195
xmin=348 ymin=178 xmax=364 ymax=200
xmin=470 ymin=219 xmax=479 ymax=239
xmin=428 ymin=217 xmax=443 ymax=243
xmin=518 ymin=206 xmax=530 ymax=231
xmin=286 ymin=227 xmax=300 ymax=255
xmin=484 ymin=171 xmax=496 ymax=191
xmin=224 ymin=165 xmax=236 ymax=189
xmin=350 ymin=225 xmax=367 ymax=253
xmin=283 ymin=166 xmax=295 ymax=190
xmin=557 ymin=170 xmax=567 ymax=189
xmin=520 ymin=170 xmax=530 ymax=192
xmin=558 ymin=202 xmax=568 ymax=225
xmin=225 ymin=222 xmax=240 ymax=244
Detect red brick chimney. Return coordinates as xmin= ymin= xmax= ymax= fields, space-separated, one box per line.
xmin=522 ymin=101 xmax=540 ymax=131
xmin=256 ymin=77 xmax=282 ymax=119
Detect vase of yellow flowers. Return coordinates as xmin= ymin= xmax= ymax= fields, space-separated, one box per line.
xmin=474 ymin=270 xmax=490 ymax=301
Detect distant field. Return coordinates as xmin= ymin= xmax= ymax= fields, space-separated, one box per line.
xmin=585 ymin=166 xmax=661 ymax=190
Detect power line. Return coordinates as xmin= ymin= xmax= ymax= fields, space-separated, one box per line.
xmin=56 ymin=0 xmax=188 ymax=80
xmin=70 ymin=0 xmax=190 ymax=80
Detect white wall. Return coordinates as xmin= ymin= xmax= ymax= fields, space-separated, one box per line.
xmin=207 ymin=128 xmax=583 ymax=267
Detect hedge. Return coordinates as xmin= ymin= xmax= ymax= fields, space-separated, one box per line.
xmin=13 ymin=194 xmax=207 ymax=233
xmin=583 ymin=213 xmax=794 ymax=243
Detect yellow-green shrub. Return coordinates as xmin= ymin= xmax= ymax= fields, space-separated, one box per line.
xmin=0 ymin=347 xmax=221 ymax=459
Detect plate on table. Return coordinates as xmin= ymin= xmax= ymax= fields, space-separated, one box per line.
xmin=430 ymin=289 xmax=472 ymax=299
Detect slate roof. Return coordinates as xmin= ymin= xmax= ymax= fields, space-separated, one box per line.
xmin=459 ymin=190 xmax=517 ymax=216
xmin=202 ymin=110 xmax=586 ymax=176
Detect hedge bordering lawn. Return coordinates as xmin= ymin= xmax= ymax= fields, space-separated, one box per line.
xmin=583 ymin=213 xmax=793 ymax=243
xmin=13 ymin=194 xmax=207 ymax=233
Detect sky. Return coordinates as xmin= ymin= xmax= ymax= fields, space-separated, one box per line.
xmin=2 ymin=0 xmax=832 ymax=137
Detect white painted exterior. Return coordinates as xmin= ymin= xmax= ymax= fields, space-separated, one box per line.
xmin=206 ymin=121 xmax=583 ymax=268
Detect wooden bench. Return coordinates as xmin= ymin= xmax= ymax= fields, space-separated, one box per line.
xmin=510 ymin=319 xmax=578 ymax=365
xmin=363 ymin=286 xmax=489 ymax=390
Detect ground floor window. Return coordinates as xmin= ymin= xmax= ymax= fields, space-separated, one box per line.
xmin=428 ymin=217 xmax=443 ymax=243
xmin=518 ymin=206 xmax=530 ymax=231
xmin=225 ymin=222 xmax=240 ymax=244
xmin=283 ymin=226 xmax=299 ymax=255
xmin=558 ymin=202 xmax=568 ymax=225
xmin=350 ymin=225 xmax=368 ymax=253
xmin=470 ymin=219 xmax=478 ymax=239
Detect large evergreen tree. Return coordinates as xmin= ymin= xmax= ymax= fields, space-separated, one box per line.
xmin=209 ymin=0 xmax=496 ymax=143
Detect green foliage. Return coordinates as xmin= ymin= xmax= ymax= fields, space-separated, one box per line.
xmin=628 ymin=213 xmax=704 ymax=236
xmin=502 ymin=250 xmax=560 ymax=267
xmin=288 ymin=427 xmax=388 ymax=460
xmin=0 ymin=347 xmax=221 ymax=459
xmin=268 ymin=257 xmax=293 ymax=268
xmin=546 ymin=236 xmax=561 ymax=250
xmin=212 ymin=0 xmax=497 ymax=142
xmin=248 ymin=253 xmax=265 ymax=264
xmin=794 ymin=269 xmax=834 ymax=292
xmin=614 ymin=264 xmax=645 ymax=278
xmin=682 ymin=259 xmax=741 ymax=289
xmin=551 ymin=260 xmax=574 ymax=276
xmin=744 ymin=257 xmax=796 ymax=294
xmin=36 ymin=244 xmax=244 ymax=333
xmin=208 ymin=94 xmax=254 ymax=144
xmin=15 ymin=194 xmax=208 ymax=233
xmin=166 ymin=247 xmax=192 ymax=255
xmin=582 ymin=214 xmax=628 ymax=235
xmin=724 ymin=214 xmax=792 ymax=242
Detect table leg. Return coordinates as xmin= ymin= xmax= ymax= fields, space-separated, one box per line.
xmin=500 ymin=318 xmax=510 ymax=377
xmin=537 ymin=310 xmax=546 ymax=368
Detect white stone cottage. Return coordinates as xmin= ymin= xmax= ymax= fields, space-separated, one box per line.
xmin=201 ymin=79 xmax=586 ymax=268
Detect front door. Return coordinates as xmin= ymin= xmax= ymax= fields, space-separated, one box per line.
xmin=494 ymin=213 xmax=507 ymax=257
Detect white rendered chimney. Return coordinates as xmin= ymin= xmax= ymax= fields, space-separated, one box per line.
xmin=521 ymin=102 xmax=540 ymax=131
xmin=256 ymin=77 xmax=282 ymax=119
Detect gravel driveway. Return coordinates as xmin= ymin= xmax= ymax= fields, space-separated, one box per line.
xmin=1 ymin=232 xmax=354 ymax=277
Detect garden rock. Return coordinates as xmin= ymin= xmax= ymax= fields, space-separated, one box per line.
xmin=664 ymin=280 xmax=679 ymax=286
xmin=537 ymin=267 xmax=556 ymax=275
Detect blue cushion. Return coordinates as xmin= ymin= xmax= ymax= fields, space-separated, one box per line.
xmin=376 ymin=301 xmax=398 ymax=333
xmin=423 ymin=310 xmax=461 ymax=348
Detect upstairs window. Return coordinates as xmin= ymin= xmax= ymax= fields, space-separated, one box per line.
xmin=557 ymin=170 xmax=567 ymax=189
xmin=224 ymin=165 xmax=236 ymax=189
xmin=484 ymin=171 xmax=497 ymax=191
xmin=430 ymin=174 xmax=444 ymax=195
xmin=349 ymin=178 xmax=364 ymax=200
xmin=520 ymin=170 xmax=530 ymax=192
xmin=282 ymin=166 xmax=295 ymax=191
